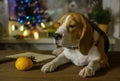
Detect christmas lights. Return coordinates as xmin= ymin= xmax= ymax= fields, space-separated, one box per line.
xmin=15 ymin=0 xmax=44 ymax=28
xmin=9 ymin=0 xmax=55 ymax=39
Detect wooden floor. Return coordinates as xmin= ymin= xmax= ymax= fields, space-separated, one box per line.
xmin=0 ymin=50 xmax=120 ymax=81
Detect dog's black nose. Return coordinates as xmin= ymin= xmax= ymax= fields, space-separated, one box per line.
xmin=54 ymin=33 xmax=62 ymax=40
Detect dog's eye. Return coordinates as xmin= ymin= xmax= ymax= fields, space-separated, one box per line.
xmin=69 ymin=25 xmax=74 ymax=28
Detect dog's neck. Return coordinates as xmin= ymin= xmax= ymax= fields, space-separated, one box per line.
xmin=65 ymin=45 xmax=78 ymax=50
xmin=57 ymin=45 xmax=78 ymax=50
xmin=61 ymin=40 xmax=79 ymax=50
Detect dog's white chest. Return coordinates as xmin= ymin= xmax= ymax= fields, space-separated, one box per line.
xmin=63 ymin=48 xmax=88 ymax=66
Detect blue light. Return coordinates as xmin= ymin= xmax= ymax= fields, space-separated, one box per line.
xmin=26 ymin=16 xmax=29 ymax=19
xmin=19 ymin=20 xmax=24 ymax=24
xmin=24 ymin=0 xmax=29 ymax=3
xmin=37 ymin=19 xmax=42 ymax=23
xmin=37 ymin=15 xmax=41 ymax=19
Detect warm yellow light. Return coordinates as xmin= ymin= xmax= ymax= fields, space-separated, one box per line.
xmin=20 ymin=25 xmax=24 ymax=31
xmin=49 ymin=21 xmax=53 ymax=25
xmin=33 ymin=31 xmax=39 ymax=40
xmin=11 ymin=24 xmax=15 ymax=31
xmin=23 ymin=30 xmax=30 ymax=37
xmin=27 ymin=21 xmax=30 ymax=25
xmin=41 ymin=23 xmax=46 ymax=28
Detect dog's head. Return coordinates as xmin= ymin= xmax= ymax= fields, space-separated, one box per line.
xmin=54 ymin=12 xmax=95 ymax=55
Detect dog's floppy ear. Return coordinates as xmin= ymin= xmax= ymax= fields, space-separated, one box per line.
xmin=78 ymin=15 xmax=94 ymax=55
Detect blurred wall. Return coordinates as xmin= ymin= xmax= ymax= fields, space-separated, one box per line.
xmin=47 ymin=0 xmax=87 ymax=21
xmin=103 ymin=0 xmax=120 ymax=51
xmin=0 ymin=0 xmax=9 ymax=36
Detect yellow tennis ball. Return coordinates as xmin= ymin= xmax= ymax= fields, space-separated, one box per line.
xmin=15 ymin=57 xmax=33 ymax=71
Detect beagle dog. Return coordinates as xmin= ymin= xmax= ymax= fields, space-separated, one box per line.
xmin=41 ymin=12 xmax=109 ymax=78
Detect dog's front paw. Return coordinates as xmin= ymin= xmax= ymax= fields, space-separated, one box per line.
xmin=41 ymin=62 xmax=56 ymax=73
xmin=79 ymin=66 xmax=95 ymax=78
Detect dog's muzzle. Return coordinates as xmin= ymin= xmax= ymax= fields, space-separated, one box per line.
xmin=54 ymin=33 xmax=62 ymax=45
xmin=54 ymin=33 xmax=62 ymax=40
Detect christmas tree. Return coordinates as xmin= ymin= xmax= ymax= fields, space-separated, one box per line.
xmin=13 ymin=0 xmax=54 ymax=39
xmin=15 ymin=0 xmax=44 ymax=29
